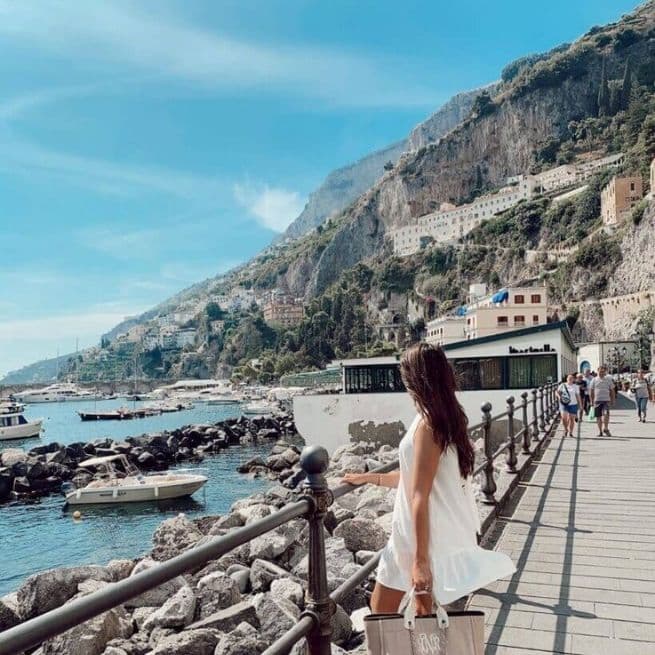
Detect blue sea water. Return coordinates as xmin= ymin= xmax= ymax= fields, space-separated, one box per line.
xmin=0 ymin=400 xmax=275 ymax=596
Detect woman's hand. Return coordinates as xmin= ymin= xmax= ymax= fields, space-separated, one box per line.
xmin=412 ymin=560 xmax=434 ymax=616
xmin=340 ymin=473 xmax=371 ymax=486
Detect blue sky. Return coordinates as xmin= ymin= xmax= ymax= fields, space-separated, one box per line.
xmin=0 ymin=0 xmax=640 ymax=375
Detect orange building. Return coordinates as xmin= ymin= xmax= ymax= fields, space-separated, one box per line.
xmin=601 ymin=174 xmax=643 ymax=226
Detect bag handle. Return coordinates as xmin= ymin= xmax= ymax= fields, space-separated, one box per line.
xmin=399 ymin=587 xmax=449 ymax=631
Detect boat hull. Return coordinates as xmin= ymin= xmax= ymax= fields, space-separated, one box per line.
xmin=0 ymin=419 xmax=43 ymax=440
xmin=65 ymin=476 xmax=207 ymax=505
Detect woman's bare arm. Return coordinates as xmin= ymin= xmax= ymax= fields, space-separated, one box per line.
xmin=341 ymin=471 xmax=400 ymax=488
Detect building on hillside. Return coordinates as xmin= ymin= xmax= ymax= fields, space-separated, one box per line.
xmin=263 ymin=290 xmax=304 ymax=327
xmin=173 ymin=310 xmax=195 ymax=325
xmin=176 ymin=328 xmax=197 ymax=349
xmin=142 ymin=331 xmax=160 ymax=351
xmin=575 ymin=152 xmax=624 ymax=178
xmin=159 ymin=327 xmax=179 ymax=350
xmin=209 ymin=320 xmax=225 ymax=334
xmin=601 ymin=174 xmax=643 ymax=226
xmin=425 ymin=315 xmax=467 ymax=346
xmin=534 ymin=165 xmax=578 ymax=192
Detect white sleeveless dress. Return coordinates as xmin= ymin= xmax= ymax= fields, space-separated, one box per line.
xmin=376 ymin=414 xmax=516 ymax=604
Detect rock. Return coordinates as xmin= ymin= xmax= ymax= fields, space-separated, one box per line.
xmin=331 ymin=604 xmax=353 ymax=646
xmin=248 ymin=521 xmax=302 ymax=562
xmin=334 ymin=518 xmax=387 ymax=553
xmin=249 ymin=559 xmax=291 ymax=593
xmin=334 ymin=454 xmax=366 ymax=474
xmin=226 ymin=565 xmax=251 ymax=594
xmin=0 ymin=594 xmax=20 ymax=631
xmin=325 ymin=506 xmax=355 ymax=533
xmin=270 ymin=578 xmax=304 ymax=608
xmin=108 ymin=633 xmax=150 ymax=655
xmin=148 ymin=627 xmax=176 ymax=648
xmin=187 ymin=599 xmax=258 ymax=632
xmin=0 ymin=467 xmax=13 ymax=500
xmin=211 ymin=512 xmax=245 ymax=531
xmin=253 ymin=592 xmax=300 ymax=641
xmin=131 ymin=607 xmax=157 ymax=630
xmin=137 ymin=452 xmax=156 ymax=469
xmin=375 ymin=513 xmax=393 ymax=537
xmin=214 ymin=621 xmax=267 ymax=655
xmin=237 ymin=504 xmax=274 ymax=525
xmin=13 ymin=476 xmax=31 ymax=494
xmin=355 ymin=487 xmax=394 ymax=516
xmin=196 ymin=572 xmax=241 ymax=618
xmin=103 ymin=647 xmax=128 ymax=655
xmin=107 ymin=559 xmax=135 ymax=581
xmin=41 ymin=606 xmax=131 ymax=655
xmin=1 ymin=448 xmax=26 ymax=467
xmin=339 ymin=584 xmax=368 ymax=615
xmin=17 ymin=565 xmax=113 ymax=620
xmin=148 ymin=628 xmax=220 ymax=655
xmin=142 ymin=585 xmax=196 ymax=631
xmin=125 ymin=559 xmax=186 ymax=608
xmin=355 ymin=550 xmax=377 ymax=565
xmin=151 ymin=514 xmax=203 ymax=561
xmin=293 ymin=538 xmax=353 ymax=580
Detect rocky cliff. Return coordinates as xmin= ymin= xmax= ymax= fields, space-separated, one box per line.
xmin=305 ymin=3 xmax=655 ymax=296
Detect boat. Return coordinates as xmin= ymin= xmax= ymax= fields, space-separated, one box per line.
xmin=0 ymin=411 xmax=43 ymax=440
xmin=63 ymin=455 xmax=207 ymax=505
xmin=0 ymin=400 xmax=26 ymax=415
xmin=241 ymin=400 xmax=276 ymax=416
xmin=77 ymin=406 xmax=163 ymax=422
xmin=14 ymin=383 xmax=103 ymax=404
xmin=205 ymin=393 xmax=240 ymax=405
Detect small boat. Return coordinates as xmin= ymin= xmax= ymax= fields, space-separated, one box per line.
xmin=241 ymin=400 xmax=276 ymax=416
xmin=0 ymin=411 xmax=43 ymax=440
xmin=77 ymin=406 xmax=163 ymax=421
xmin=63 ymin=454 xmax=207 ymax=505
xmin=205 ymin=394 xmax=240 ymax=406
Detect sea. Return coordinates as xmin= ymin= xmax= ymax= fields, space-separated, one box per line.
xmin=0 ymin=399 xmax=276 ymax=596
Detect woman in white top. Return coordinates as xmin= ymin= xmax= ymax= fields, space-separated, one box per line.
xmin=343 ymin=343 xmax=515 ymax=615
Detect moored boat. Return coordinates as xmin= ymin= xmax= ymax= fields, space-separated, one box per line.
xmin=63 ymin=454 xmax=207 ymax=505
xmin=0 ymin=411 xmax=43 ymax=440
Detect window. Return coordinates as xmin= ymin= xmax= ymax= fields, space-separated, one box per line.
xmin=497 ymin=316 xmax=508 ymax=326
xmin=514 ymin=295 xmax=525 ymax=304
xmin=531 ymin=294 xmax=542 ymax=303
xmin=344 ymin=365 xmax=405 ymax=394
xmin=533 ymin=314 xmax=540 ymax=325
xmin=514 ymin=315 xmax=525 ymax=326
xmin=630 ymin=182 xmax=635 ymax=191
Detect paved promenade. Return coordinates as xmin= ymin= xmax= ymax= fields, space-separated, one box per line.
xmin=469 ymin=396 xmax=655 ymax=654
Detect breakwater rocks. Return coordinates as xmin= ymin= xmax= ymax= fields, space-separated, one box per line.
xmin=1 ymin=441 xmax=399 ymax=655
xmin=0 ymin=414 xmax=297 ymax=503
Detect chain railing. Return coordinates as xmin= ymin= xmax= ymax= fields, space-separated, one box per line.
xmin=0 ymin=383 xmax=559 ymax=655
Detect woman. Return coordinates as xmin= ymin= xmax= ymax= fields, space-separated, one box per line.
xmin=342 ymin=343 xmax=514 ymax=615
xmin=632 ymin=369 xmax=653 ymax=423
xmin=557 ymin=373 xmax=581 ymax=438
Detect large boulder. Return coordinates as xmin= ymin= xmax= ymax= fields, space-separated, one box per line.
xmin=151 ymin=514 xmax=203 ymax=561
xmin=355 ymin=486 xmax=394 ymax=516
xmin=331 ymin=604 xmax=353 ymax=646
xmin=249 ymin=559 xmax=291 ymax=593
xmin=253 ymin=592 xmax=300 ymax=641
xmin=1 ymin=448 xmax=26 ymax=467
xmin=106 ymin=559 xmax=135 ymax=582
xmin=247 ymin=521 xmax=302 ymax=562
xmin=187 ymin=599 xmax=258 ymax=633
xmin=41 ymin=606 xmax=132 ymax=655
xmin=148 ymin=628 xmax=220 ymax=655
xmin=124 ymin=559 xmax=186 ymax=608
xmin=334 ymin=518 xmax=387 ymax=552
xmin=0 ymin=467 xmax=13 ymax=500
xmin=0 ymin=593 xmax=20 ymax=631
xmin=16 ymin=565 xmax=113 ymax=620
xmin=142 ymin=585 xmax=196 ymax=631
xmin=270 ymin=577 xmax=304 ymax=608
xmin=195 ymin=572 xmax=241 ymax=618
xmin=214 ymin=621 xmax=268 ymax=655
xmin=293 ymin=538 xmax=353 ymax=580
xmin=236 ymin=503 xmax=274 ymax=525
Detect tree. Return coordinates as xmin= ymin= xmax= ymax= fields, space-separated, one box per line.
xmin=383 ymin=161 xmax=394 ymax=171
xmin=206 ymin=302 xmax=225 ymax=320
xmin=100 ymin=336 xmax=110 ymax=349
xmin=597 ymin=59 xmax=610 ymax=117
xmin=620 ymin=57 xmax=633 ymax=111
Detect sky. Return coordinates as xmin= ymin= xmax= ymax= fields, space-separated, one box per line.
xmin=0 ymin=0 xmax=641 ymax=376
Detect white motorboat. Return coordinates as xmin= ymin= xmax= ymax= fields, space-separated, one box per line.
xmin=64 ymin=454 xmax=207 ymax=505
xmin=0 ymin=411 xmax=43 ymax=440
xmin=241 ymin=400 xmax=276 ymax=416
xmin=14 ymin=383 xmax=103 ymax=403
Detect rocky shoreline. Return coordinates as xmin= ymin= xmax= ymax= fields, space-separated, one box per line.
xmin=0 ymin=414 xmax=297 ymax=504
xmin=0 ymin=440 xmax=400 ymax=655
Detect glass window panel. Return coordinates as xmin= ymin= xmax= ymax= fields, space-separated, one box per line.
xmin=453 ymin=360 xmax=481 ymax=390
xmin=530 ymin=355 xmax=557 ymax=387
xmin=479 ymin=358 xmax=503 ymax=389
xmin=508 ymin=356 xmax=531 ymax=388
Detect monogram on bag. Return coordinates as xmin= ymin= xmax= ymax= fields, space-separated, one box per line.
xmin=364 ymin=589 xmax=484 ymax=655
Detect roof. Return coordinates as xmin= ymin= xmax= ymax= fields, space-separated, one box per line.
xmin=442 ymin=320 xmax=577 ymax=354
xmin=79 ymin=455 xmax=125 ymax=467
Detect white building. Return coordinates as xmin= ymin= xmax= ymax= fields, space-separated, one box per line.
xmin=425 ymin=315 xmax=467 ymax=346
xmin=534 ymin=165 xmax=577 ymax=192
xmin=159 ymin=327 xmax=179 ymax=350
xmin=176 ymin=328 xmax=197 ymax=349
xmin=577 ymin=341 xmax=641 ymax=374
xmin=173 ymin=310 xmax=195 ymax=325
xmin=142 ymin=332 xmax=160 ymax=351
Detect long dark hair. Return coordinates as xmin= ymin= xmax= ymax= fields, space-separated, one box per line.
xmin=400 ymin=342 xmax=474 ymax=478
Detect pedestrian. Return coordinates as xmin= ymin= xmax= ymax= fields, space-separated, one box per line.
xmin=575 ymin=373 xmax=588 ymax=420
xmin=589 ymin=365 xmax=616 ymax=437
xmin=557 ymin=374 xmax=581 ymax=437
xmin=341 ymin=343 xmax=514 ymax=616
xmin=631 ymin=369 xmax=653 ymax=423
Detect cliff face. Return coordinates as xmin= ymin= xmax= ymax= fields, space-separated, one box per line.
xmin=285 ymin=85 xmax=495 ymax=240
xmin=306 ymin=8 xmax=655 ymax=297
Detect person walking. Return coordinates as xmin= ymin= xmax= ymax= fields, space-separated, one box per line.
xmin=342 ymin=343 xmax=514 ymax=615
xmin=589 ymin=365 xmax=616 ymax=437
xmin=557 ymin=374 xmax=582 ymax=437
xmin=631 ymin=369 xmax=653 ymax=423
xmin=575 ymin=373 xmax=588 ymax=421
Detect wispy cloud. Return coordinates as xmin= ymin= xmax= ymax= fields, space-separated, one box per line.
xmin=234 ymin=183 xmax=305 ymax=232
xmin=0 ymin=0 xmax=437 ymax=109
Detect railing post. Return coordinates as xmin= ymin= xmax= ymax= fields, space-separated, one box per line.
xmin=299 ymin=446 xmax=334 ymax=655
xmin=505 ymin=396 xmax=517 ymax=473
xmin=521 ymin=392 xmax=531 ymax=454
xmin=538 ymin=386 xmax=546 ymax=433
xmin=480 ymin=402 xmax=497 ymax=504
xmin=531 ymin=388 xmax=539 ymax=441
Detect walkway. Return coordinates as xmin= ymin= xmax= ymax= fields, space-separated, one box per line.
xmin=469 ymin=396 xmax=655 ymax=654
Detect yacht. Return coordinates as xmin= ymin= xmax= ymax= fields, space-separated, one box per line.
xmin=0 ymin=410 xmax=43 ymax=440
xmin=63 ymin=455 xmax=207 ymax=505
xmin=13 ymin=383 xmax=103 ymax=404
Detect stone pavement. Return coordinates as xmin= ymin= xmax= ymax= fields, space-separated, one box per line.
xmin=469 ymin=395 xmax=655 ymax=654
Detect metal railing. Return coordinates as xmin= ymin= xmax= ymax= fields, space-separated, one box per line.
xmin=0 ymin=383 xmax=559 ymax=655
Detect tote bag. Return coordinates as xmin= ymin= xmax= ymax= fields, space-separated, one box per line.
xmin=364 ymin=588 xmax=484 ymax=655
